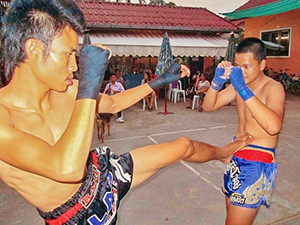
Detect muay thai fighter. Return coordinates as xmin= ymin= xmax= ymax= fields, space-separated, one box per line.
xmin=203 ymin=37 xmax=285 ymax=225
xmin=0 ymin=1 xmax=252 ymax=224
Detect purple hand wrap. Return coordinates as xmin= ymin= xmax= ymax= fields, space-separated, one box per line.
xmin=148 ymin=63 xmax=181 ymax=90
xmin=211 ymin=67 xmax=228 ymax=91
xmin=76 ymin=45 xmax=109 ymax=100
xmin=229 ymin=67 xmax=254 ymax=101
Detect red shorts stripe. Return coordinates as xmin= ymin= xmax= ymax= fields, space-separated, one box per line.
xmin=234 ymin=149 xmax=275 ymax=163
xmin=92 ymin=151 xmax=99 ymax=169
xmin=45 ymin=203 xmax=83 ymax=225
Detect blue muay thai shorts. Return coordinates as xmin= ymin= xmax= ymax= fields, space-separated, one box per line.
xmin=222 ymin=144 xmax=277 ymax=209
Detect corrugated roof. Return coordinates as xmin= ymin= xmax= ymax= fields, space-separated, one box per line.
xmin=234 ymin=0 xmax=280 ymax=11
xmin=76 ymin=1 xmax=239 ymax=32
xmin=79 ymin=30 xmax=228 ymax=57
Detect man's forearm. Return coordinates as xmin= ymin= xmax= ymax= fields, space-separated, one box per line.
xmin=98 ymin=83 xmax=153 ymax=113
xmin=202 ymin=88 xmax=218 ymax=111
xmin=36 ymin=99 xmax=97 ymax=182
xmin=245 ymin=96 xmax=283 ymax=135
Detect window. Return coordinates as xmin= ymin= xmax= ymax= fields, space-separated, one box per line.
xmin=261 ymin=28 xmax=291 ymax=57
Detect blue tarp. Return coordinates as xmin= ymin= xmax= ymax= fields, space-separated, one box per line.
xmin=124 ymin=73 xmax=144 ymax=89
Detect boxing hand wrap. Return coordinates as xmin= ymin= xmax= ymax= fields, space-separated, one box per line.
xmin=148 ymin=63 xmax=181 ymax=90
xmin=229 ymin=67 xmax=254 ymax=101
xmin=76 ymin=45 xmax=109 ymax=100
xmin=211 ymin=67 xmax=228 ymax=91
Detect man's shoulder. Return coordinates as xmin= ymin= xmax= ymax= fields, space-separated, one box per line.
xmin=264 ymin=76 xmax=284 ymax=90
xmin=256 ymin=76 xmax=285 ymax=100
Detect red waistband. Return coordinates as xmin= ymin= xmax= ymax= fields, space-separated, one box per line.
xmin=234 ymin=149 xmax=275 ymax=163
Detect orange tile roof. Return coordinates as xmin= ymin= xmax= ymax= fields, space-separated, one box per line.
xmin=76 ymin=1 xmax=239 ymax=32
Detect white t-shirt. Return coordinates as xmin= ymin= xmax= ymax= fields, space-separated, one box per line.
xmin=104 ymin=81 xmax=125 ymax=96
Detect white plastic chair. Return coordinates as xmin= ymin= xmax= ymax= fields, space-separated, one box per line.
xmin=192 ymin=95 xmax=199 ymax=110
xmin=142 ymin=96 xmax=158 ymax=110
xmin=171 ymin=80 xmax=186 ymax=103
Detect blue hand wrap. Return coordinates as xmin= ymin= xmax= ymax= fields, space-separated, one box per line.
xmin=229 ymin=67 xmax=254 ymax=101
xmin=76 ymin=45 xmax=109 ymax=100
xmin=148 ymin=63 xmax=181 ymax=90
xmin=211 ymin=67 xmax=228 ymax=91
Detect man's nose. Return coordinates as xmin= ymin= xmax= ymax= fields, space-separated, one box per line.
xmin=69 ymin=54 xmax=78 ymax=72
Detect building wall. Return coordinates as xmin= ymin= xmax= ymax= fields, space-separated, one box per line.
xmin=244 ymin=8 xmax=300 ymax=76
xmin=203 ymin=56 xmax=215 ymax=75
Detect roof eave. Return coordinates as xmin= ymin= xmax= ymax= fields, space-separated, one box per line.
xmin=87 ymin=24 xmax=239 ymax=33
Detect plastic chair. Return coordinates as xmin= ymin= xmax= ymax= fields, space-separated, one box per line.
xmin=171 ymin=80 xmax=186 ymax=103
xmin=192 ymin=95 xmax=199 ymax=110
xmin=168 ymin=81 xmax=178 ymax=100
xmin=142 ymin=96 xmax=158 ymax=110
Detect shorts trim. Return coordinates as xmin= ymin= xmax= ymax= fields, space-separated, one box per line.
xmin=234 ymin=144 xmax=276 ymax=163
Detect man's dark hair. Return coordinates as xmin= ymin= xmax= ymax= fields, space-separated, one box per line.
xmin=236 ymin=37 xmax=266 ymax=62
xmin=0 ymin=0 xmax=86 ymax=79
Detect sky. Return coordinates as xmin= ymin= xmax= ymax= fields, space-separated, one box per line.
xmin=132 ymin=0 xmax=250 ymax=15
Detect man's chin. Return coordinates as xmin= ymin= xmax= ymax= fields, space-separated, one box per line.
xmin=56 ymin=84 xmax=72 ymax=93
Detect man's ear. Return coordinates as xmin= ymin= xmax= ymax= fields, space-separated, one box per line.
xmin=24 ymin=38 xmax=45 ymax=61
xmin=260 ymin=59 xmax=267 ymax=71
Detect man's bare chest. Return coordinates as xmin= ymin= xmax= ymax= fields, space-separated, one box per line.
xmin=10 ymin=105 xmax=73 ymax=145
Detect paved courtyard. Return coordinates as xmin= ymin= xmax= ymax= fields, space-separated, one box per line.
xmin=1 ymin=94 xmax=300 ymax=225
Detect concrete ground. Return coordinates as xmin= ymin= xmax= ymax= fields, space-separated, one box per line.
xmin=1 ymin=94 xmax=300 ymax=225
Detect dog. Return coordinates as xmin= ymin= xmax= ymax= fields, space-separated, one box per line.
xmin=95 ymin=113 xmax=113 ymax=143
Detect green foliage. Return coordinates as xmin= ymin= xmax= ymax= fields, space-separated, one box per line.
xmin=148 ymin=0 xmax=176 ymax=6
xmin=166 ymin=1 xmax=176 ymax=6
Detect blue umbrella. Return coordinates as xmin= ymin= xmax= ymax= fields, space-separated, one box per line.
xmin=156 ymin=32 xmax=174 ymax=115
xmin=155 ymin=32 xmax=173 ymax=77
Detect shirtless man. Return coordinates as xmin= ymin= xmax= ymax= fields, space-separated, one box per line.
xmin=203 ymin=37 xmax=285 ymax=225
xmin=0 ymin=1 xmax=252 ymax=224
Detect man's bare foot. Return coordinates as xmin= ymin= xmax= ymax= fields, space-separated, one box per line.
xmin=219 ymin=134 xmax=253 ymax=164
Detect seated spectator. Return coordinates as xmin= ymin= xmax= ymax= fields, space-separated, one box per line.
xmin=148 ymin=68 xmax=157 ymax=80
xmin=148 ymin=68 xmax=160 ymax=96
xmin=141 ymin=71 xmax=156 ymax=111
xmin=104 ymin=74 xmax=125 ymax=122
xmin=186 ymin=72 xmax=210 ymax=112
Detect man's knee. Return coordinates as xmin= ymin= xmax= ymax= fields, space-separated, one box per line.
xmin=174 ymin=137 xmax=193 ymax=159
